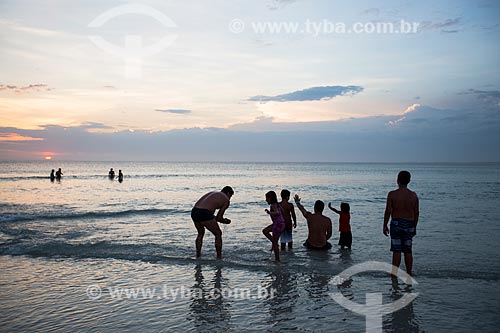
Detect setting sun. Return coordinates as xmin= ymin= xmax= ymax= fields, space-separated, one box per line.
xmin=45 ymin=156 xmax=52 ymax=160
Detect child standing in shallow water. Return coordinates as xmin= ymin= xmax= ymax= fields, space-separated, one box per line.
xmin=262 ymin=191 xmax=286 ymax=262
xmin=279 ymin=189 xmax=297 ymax=250
xmin=328 ymin=202 xmax=351 ymax=249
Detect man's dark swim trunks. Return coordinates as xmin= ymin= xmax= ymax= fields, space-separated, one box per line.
xmin=303 ymin=240 xmax=332 ymax=250
xmin=390 ymin=218 xmax=416 ymax=253
xmin=191 ymin=207 xmax=215 ymax=223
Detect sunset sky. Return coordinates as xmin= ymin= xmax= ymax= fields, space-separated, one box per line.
xmin=1 ymin=0 xmax=499 ymax=161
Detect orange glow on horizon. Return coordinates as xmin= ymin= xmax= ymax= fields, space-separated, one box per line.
xmin=45 ymin=156 xmax=52 ymax=160
xmin=0 ymin=132 xmax=44 ymax=142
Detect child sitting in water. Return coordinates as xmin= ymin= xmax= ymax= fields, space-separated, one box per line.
xmin=279 ymin=189 xmax=297 ymax=250
xmin=328 ymin=202 xmax=352 ymax=249
xmin=262 ymin=191 xmax=286 ymax=262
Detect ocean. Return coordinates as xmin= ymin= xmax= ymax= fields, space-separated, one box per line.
xmin=0 ymin=161 xmax=499 ymax=332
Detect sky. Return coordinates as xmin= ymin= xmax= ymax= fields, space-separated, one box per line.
xmin=0 ymin=0 xmax=499 ymax=161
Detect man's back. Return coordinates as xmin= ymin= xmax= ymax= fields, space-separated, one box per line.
xmin=194 ymin=191 xmax=228 ymax=213
xmin=307 ymin=214 xmax=332 ymax=248
xmin=388 ymin=188 xmax=418 ymax=221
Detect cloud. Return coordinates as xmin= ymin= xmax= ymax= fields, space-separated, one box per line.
xmin=361 ymin=8 xmax=380 ymax=16
xmin=0 ymin=19 xmax=63 ymax=37
xmin=155 ymin=109 xmax=192 ymax=115
xmin=0 ymin=84 xmax=50 ymax=94
xmin=0 ymin=132 xmax=44 ymax=142
xmin=420 ymin=17 xmax=463 ymax=32
xmin=267 ymin=0 xmax=300 ymax=10
xmin=79 ymin=122 xmax=114 ymax=130
xmin=1 ymin=103 xmax=499 ymax=162
xmin=248 ymin=85 xmax=363 ymax=102
xmin=461 ymin=89 xmax=500 ymax=106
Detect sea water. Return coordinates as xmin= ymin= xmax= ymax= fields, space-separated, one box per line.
xmin=1 ymin=162 xmax=499 ymax=332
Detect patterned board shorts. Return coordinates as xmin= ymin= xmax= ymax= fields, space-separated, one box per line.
xmin=280 ymin=228 xmax=293 ymax=243
xmin=390 ymin=219 xmax=416 ymax=253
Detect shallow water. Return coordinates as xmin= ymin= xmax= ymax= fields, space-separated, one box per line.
xmin=1 ymin=162 xmax=499 ymax=332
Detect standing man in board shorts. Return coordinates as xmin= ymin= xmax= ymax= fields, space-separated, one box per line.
xmin=383 ymin=171 xmax=419 ymax=276
xmin=191 ymin=186 xmax=234 ymax=259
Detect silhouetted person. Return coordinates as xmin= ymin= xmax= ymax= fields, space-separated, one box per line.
xmin=50 ymin=169 xmax=55 ymax=182
xmin=55 ymin=168 xmax=63 ymax=181
xmin=191 ymin=186 xmax=234 ymax=258
xmin=108 ymin=168 xmax=115 ymax=179
xmin=328 ymin=202 xmax=352 ymax=249
xmin=383 ymin=171 xmax=419 ymax=276
xmin=294 ymin=194 xmax=332 ymax=250
xmin=118 ymin=170 xmax=123 ymax=182
xmin=262 ymin=190 xmax=285 ymax=262
xmin=279 ymin=189 xmax=297 ymax=250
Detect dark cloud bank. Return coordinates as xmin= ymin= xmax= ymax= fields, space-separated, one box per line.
xmin=1 ymin=104 xmax=499 ymax=162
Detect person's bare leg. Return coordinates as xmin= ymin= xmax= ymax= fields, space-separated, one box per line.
xmin=272 ymin=232 xmax=281 ymax=262
xmin=404 ymin=253 xmax=413 ymax=276
xmin=288 ymin=241 xmax=293 ymax=249
xmin=392 ymin=252 xmax=401 ymax=277
xmin=201 ymin=219 xmax=223 ymax=259
xmin=194 ymin=222 xmax=205 ymax=257
xmin=281 ymin=243 xmax=286 ymax=251
xmin=262 ymin=225 xmax=273 ymax=242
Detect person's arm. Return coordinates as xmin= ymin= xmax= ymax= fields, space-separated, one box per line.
xmin=383 ymin=192 xmax=392 ymax=236
xmin=414 ymin=194 xmax=419 ymax=235
xmin=265 ymin=205 xmax=280 ymax=216
xmin=291 ymin=204 xmax=297 ymax=228
xmin=293 ymin=195 xmax=311 ymax=218
xmin=326 ymin=219 xmax=332 ymax=240
xmin=328 ymin=203 xmax=340 ymax=214
xmin=216 ymin=201 xmax=231 ymax=224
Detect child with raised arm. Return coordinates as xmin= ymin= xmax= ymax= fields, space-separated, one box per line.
xmin=328 ymin=202 xmax=351 ymax=249
xmin=262 ymin=191 xmax=286 ymax=262
xmin=279 ymin=189 xmax=297 ymax=250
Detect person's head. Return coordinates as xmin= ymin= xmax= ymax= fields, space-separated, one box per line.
xmin=280 ymin=189 xmax=290 ymax=201
xmin=265 ymin=191 xmax=278 ymax=205
xmin=110 ymin=168 xmax=113 ymax=171
xmin=119 ymin=170 xmax=122 ymax=173
xmin=51 ymin=169 xmax=54 ymax=172
xmin=340 ymin=202 xmax=350 ymax=213
xmin=221 ymin=186 xmax=234 ymax=198
xmin=58 ymin=168 xmax=61 ymax=171
xmin=314 ymin=200 xmax=325 ymax=213
xmin=397 ymin=171 xmax=411 ymax=187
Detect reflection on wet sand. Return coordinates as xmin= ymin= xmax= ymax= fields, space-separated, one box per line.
xmin=384 ymin=278 xmax=420 ymax=333
xmin=263 ymin=268 xmax=299 ymax=330
xmin=188 ymin=264 xmax=231 ymax=332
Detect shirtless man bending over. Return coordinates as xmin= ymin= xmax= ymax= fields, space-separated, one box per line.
xmin=191 ymin=186 xmax=234 ymax=258
xmin=383 ymin=171 xmax=419 ymax=276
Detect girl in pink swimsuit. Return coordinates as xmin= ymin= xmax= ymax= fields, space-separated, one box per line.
xmin=262 ymin=191 xmax=286 ymax=262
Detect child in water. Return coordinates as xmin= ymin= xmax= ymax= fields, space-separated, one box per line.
xmin=279 ymin=189 xmax=297 ymax=250
xmin=328 ymin=202 xmax=352 ymax=249
xmin=262 ymin=191 xmax=286 ymax=262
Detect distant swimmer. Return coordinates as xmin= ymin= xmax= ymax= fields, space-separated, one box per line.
xmin=118 ymin=170 xmax=123 ymax=182
xmin=191 ymin=186 xmax=234 ymax=259
xmin=294 ymin=194 xmax=333 ymax=250
xmin=50 ymin=169 xmax=55 ymax=182
xmin=383 ymin=171 xmax=419 ymax=276
xmin=108 ymin=168 xmax=115 ymax=179
xmin=55 ymin=168 xmax=63 ymax=181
